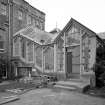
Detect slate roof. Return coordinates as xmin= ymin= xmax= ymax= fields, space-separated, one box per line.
xmin=14 ymin=25 xmax=57 ymax=45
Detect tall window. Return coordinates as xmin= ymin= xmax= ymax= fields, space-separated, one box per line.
xmin=0 ymin=41 xmax=4 ymax=49
xmin=0 ymin=35 xmax=4 ymax=49
xmin=21 ymin=39 xmax=26 ymax=58
xmin=33 ymin=19 xmax=36 ymax=26
xmin=40 ymin=22 xmax=43 ymax=30
xmin=36 ymin=20 xmax=40 ymax=28
xmin=41 ymin=22 xmax=44 ymax=30
xmin=18 ymin=10 xmax=23 ymax=20
xmin=27 ymin=15 xmax=32 ymax=25
xmin=0 ymin=3 xmax=6 ymax=15
xmin=27 ymin=42 xmax=33 ymax=62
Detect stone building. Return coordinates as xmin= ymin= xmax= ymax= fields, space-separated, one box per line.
xmin=13 ymin=18 xmax=104 ymax=84
xmin=13 ymin=25 xmax=54 ymax=77
xmin=52 ymin=18 xmax=104 ymax=82
xmin=0 ymin=0 xmax=45 ymax=79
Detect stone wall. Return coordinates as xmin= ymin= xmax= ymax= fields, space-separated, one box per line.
xmin=12 ymin=0 xmax=45 ymax=34
xmin=44 ymin=47 xmax=54 ymax=71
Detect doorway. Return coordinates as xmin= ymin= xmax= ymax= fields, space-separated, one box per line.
xmin=66 ymin=52 xmax=72 ymax=77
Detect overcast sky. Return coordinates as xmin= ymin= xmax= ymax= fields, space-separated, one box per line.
xmin=26 ymin=0 xmax=105 ymax=33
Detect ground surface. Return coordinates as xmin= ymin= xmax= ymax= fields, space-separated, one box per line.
xmin=4 ymin=88 xmax=105 ymax=105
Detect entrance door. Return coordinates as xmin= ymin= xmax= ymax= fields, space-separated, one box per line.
xmin=1 ymin=64 xmax=7 ymax=79
xmin=66 ymin=52 xmax=72 ymax=77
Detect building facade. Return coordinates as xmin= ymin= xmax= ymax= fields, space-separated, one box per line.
xmin=52 ymin=18 xmax=105 ymax=83
xmin=13 ymin=25 xmax=53 ymax=77
xmin=0 ymin=0 xmax=45 ymax=79
xmin=52 ymin=18 xmax=97 ymax=81
xmin=13 ymin=18 xmax=105 ymax=85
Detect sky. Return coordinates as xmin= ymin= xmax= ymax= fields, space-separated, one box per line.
xmin=26 ymin=0 xmax=105 ymax=33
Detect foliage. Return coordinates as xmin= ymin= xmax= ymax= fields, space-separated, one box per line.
xmin=95 ymin=43 xmax=105 ymax=87
xmin=96 ymin=44 xmax=105 ymax=62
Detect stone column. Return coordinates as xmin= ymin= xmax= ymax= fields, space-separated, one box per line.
xmin=44 ymin=55 xmax=45 ymax=72
xmin=54 ymin=44 xmax=57 ymax=72
xmin=63 ymin=33 xmax=66 ymax=75
xmin=42 ymin=46 xmax=44 ymax=73
xmin=15 ymin=67 xmax=17 ymax=76
xmin=34 ymin=45 xmax=36 ymax=66
xmin=33 ymin=43 xmax=35 ymax=63
xmin=80 ymin=31 xmax=82 ymax=79
xmin=26 ymin=40 xmax=28 ymax=62
xmin=19 ymin=37 xmax=21 ymax=57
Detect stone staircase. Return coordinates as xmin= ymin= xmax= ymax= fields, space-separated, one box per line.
xmin=54 ymin=79 xmax=90 ymax=93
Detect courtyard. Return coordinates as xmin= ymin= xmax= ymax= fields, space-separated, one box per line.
xmin=4 ymin=88 xmax=105 ymax=105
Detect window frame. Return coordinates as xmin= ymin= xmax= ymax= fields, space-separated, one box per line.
xmin=0 ymin=3 xmax=6 ymax=15
xmin=0 ymin=40 xmax=4 ymax=49
xmin=21 ymin=39 xmax=26 ymax=58
xmin=18 ymin=10 xmax=23 ymax=20
xmin=27 ymin=15 xmax=32 ymax=25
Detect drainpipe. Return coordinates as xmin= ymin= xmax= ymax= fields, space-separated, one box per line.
xmin=64 ymin=32 xmax=67 ymax=79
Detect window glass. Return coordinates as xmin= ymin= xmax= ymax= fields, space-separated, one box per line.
xmin=21 ymin=39 xmax=26 ymax=58
xmin=0 ymin=41 xmax=4 ymax=49
xmin=40 ymin=22 xmax=44 ymax=30
xmin=18 ymin=10 xmax=23 ymax=20
xmin=0 ymin=3 xmax=6 ymax=15
xmin=27 ymin=15 xmax=32 ymax=25
xmin=0 ymin=34 xmax=4 ymax=49
xmin=27 ymin=42 xmax=33 ymax=61
xmin=33 ymin=19 xmax=36 ymax=26
xmin=36 ymin=20 xmax=40 ymax=28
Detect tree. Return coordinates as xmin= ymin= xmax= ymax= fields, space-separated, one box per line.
xmin=95 ymin=43 xmax=105 ymax=87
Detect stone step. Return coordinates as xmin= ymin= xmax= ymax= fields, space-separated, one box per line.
xmin=54 ymin=81 xmax=89 ymax=93
xmin=0 ymin=95 xmax=19 ymax=105
xmin=67 ymin=73 xmax=80 ymax=79
xmin=67 ymin=79 xmax=83 ymax=82
xmin=54 ymin=85 xmax=77 ymax=91
xmin=56 ymin=81 xmax=81 ymax=88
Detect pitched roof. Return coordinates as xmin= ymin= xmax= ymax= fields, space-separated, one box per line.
xmin=54 ymin=18 xmax=97 ymax=42
xmin=14 ymin=25 xmax=57 ymax=45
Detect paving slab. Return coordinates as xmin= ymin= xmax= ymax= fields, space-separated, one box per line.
xmin=0 ymin=95 xmax=20 ymax=105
